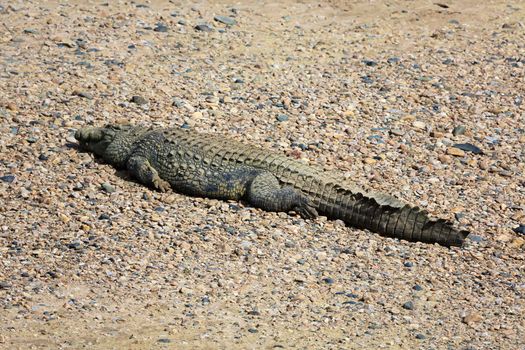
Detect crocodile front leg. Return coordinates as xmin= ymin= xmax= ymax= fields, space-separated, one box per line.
xmin=247 ymin=172 xmax=318 ymax=219
xmin=127 ymin=155 xmax=171 ymax=192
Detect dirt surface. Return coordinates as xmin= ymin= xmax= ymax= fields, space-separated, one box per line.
xmin=1 ymin=0 xmax=524 ymax=349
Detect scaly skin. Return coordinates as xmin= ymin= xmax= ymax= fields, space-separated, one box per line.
xmin=75 ymin=124 xmax=469 ymax=247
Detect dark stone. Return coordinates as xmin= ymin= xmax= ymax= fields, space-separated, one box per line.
xmin=413 ymin=284 xmax=423 ymax=291
xmin=513 ymin=224 xmax=525 ymax=235
xmin=402 ymin=301 xmax=414 ymax=310
xmin=387 ymin=57 xmax=400 ymax=64
xmin=154 ymin=206 xmax=165 ymax=212
xmin=452 ymin=143 xmax=483 ymax=154
xmin=276 ymin=114 xmax=289 ymax=122
xmin=454 ymin=212 xmax=465 ymax=221
xmin=248 ymin=328 xmax=258 ymax=333
xmin=98 ymin=213 xmax=111 ymax=220
xmin=67 ymin=241 xmax=81 ymax=250
xmin=403 ymin=261 xmax=413 ymax=268
xmin=38 ymin=154 xmax=49 ymax=161
xmin=178 ymin=19 xmax=187 ymax=26
xmin=131 ymin=95 xmax=148 ymax=105
xmin=47 ymin=271 xmax=59 ymax=279
xmin=442 ymin=58 xmax=454 ymax=65
xmin=23 ymin=28 xmax=38 ymax=34
xmin=346 ymin=293 xmax=359 ymax=299
xmin=195 ymin=24 xmax=213 ymax=32
xmin=234 ymin=77 xmax=244 ymax=83
xmin=322 ymin=277 xmax=334 ymax=285
xmin=452 ymin=125 xmax=466 ymax=136
xmin=214 ymin=15 xmax=236 ymax=26
xmin=74 ymin=91 xmax=93 ymax=99
xmin=361 ymin=75 xmax=373 ymax=84
xmin=154 ymin=23 xmax=169 ymax=32
xmin=136 ymin=4 xmax=149 ymax=8
xmin=363 ymin=60 xmax=377 ymax=66
xmin=0 ymin=281 xmax=10 ymax=289
xmin=0 ymin=175 xmax=15 ymax=183
xmin=157 ymin=338 xmax=171 ymax=343
xmin=415 ymin=333 xmax=426 ymax=340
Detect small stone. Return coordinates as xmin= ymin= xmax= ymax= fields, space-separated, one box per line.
xmin=387 ymin=57 xmax=400 ymax=64
xmin=178 ymin=19 xmax=187 ymax=26
xmin=513 ymin=224 xmax=525 ymax=235
xmin=415 ymin=334 xmax=426 ymax=340
xmin=131 ymin=95 xmax=148 ymax=105
xmin=98 ymin=213 xmax=111 ymax=220
xmin=363 ymin=59 xmax=377 ymax=66
xmin=509 ymin=237 xmax=525 ymax=248
xmin=195 ymin=24 xmax=213 ymax=32
xmin=446 ymin=147 xmax=465 ymax=157
xmin=154 ymin=23 xmax=169 ymax=32
xmin=462 ymin=312 xmax=482 ymax=325
xmin=0 ymin=281 xmax=10 ymax=289
xmin=403 ymin=261 xmax=413 ymax=268
xmin=0 ymin=175 xmax=15 ymax=183
xmin=402 ymin=301 xmax=414 ymax=310
xmin=276 ymin=114 xmax=289 ymax=122
xmin=438 ymin=154 xmax=452 ymax=164
xmin=452 ymin=143 xmax=483 ymax=154
xmin=322 ymin=277 xmax=334 ymax=285
xmin=452 ymin=125 xmax=466 ymax=136
xmin=413 ymin=285 xmax=423 ymax=291
xmin=389 ymin=129 xmax=405 ymax=136
xmin=157 ymin=338 xmax=171 ymax=343
xmin=363 ymin=157 xmax=377 ymax=165
xmin=101 ymin=183 xmax=116 ymax=193
xmin=73 ymin=90 xmax=93 ymax=99
xmin=214 ymin=15 xmax=236 ymax=26
xmin=248 ymin=328 xmax=258 ymax=333
xmin=412 ymin=120 xmax=426 ymax=129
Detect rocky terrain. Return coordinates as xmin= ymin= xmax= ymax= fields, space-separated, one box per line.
xmin=0 ymin=0 xmax=524 ymax=349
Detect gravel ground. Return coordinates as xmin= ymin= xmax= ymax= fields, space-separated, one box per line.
xmin=1 ymin=0 xmax=524 ymax=349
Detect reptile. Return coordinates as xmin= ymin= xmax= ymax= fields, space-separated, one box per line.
xmin=75 ymin=124 xmax=469 ymax=247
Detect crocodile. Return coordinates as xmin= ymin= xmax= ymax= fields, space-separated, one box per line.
xmin=75 ymin=124 xmax=469 ymax=247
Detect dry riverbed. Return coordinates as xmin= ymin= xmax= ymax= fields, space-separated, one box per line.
xmin=0 ymin=0 xmax=524 ymax=349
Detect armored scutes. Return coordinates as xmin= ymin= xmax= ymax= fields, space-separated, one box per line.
xmin=75 ymin=124 xmax=469 ymax=247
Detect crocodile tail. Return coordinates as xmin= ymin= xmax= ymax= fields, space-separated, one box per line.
xmin=326 ymin=191 xmax=468 ymax=247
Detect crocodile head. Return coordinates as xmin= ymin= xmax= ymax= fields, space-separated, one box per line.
xmin=75 ymin=124 xmax=135 ymax=165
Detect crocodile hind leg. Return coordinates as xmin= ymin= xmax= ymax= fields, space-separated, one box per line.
xmin=127 ymin=155 xmax=171 ymax=192
xmin=247 ymin=172 xmax=318 ymax=219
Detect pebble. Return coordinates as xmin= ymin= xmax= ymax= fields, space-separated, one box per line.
xmin=452 ymin=125 xmax=466 ymax=136
xmin=389 ymin=129 xmax=405 ymax=136
xmin=412 ymin=120 xmax=426 ymax=129
xmin=452 ymin=143 xmax=483 ymax=154
xmin=195 ymin=24 xmax=213 ymax=32
xmin=513 ymin=225 xmax=525 ymax=235
xmin=402 ymin=301 xmax=415 ymax=310
xmin=157 ymin=338 xmax=171 ymax=343
xmin=130 ymin=95 xmax=148 ymax=105
xmin=0 ymin=175 xmax=15 ymax=183
xmin=415 ymin=334 xmax=426 ymax=340
xmin=73 ymin=90 xmax=93 ymax=99
xmin=214 ymin=15 xmax=236 ymax=26
xmin=462 ymin=312 xmax=482 ymax=325
xmin=276 ymin=114 xmax=289 ymax=122
xmin=101 ymin=183 xmax=116 ymax=193
xmin=446 ymin=147 xmax=465 ymax=157
xmin=154 ymin=23 xmax=169 ymax=32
